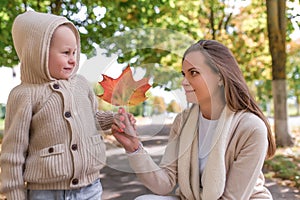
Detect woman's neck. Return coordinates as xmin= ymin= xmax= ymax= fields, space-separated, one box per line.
xmin=199 ymin=99 xmax=225 ymax=120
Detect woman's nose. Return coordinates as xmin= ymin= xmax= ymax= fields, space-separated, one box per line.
xmin=181 ymin=77 xmax=189 ymax=86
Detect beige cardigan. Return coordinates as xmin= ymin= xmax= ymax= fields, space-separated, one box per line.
xmin=128 ymin=105 xmax=272 ymax=199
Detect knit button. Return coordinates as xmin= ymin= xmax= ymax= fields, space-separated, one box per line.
xmin=53 ymin=84 xmax=59 ymax=89
xmin=71 ymin=144 xmax=78 ymax=151
xmin=72 ymin=178 xmax=79 ymax=185
xmin=64 ymin=112 xmax=71 ymax=118
xmin=48 ymin=147 xmax=54 ymax=153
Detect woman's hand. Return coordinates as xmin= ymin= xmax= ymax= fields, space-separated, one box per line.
xmin=112 ymin=107 xmax=141 ymax=153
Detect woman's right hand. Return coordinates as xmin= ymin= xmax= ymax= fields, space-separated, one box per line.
xmin=112 ymin=107 xmax=141 ymax=153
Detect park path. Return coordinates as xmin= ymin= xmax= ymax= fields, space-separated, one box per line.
xmin=101 ymin=118 xmax=300 ymax=200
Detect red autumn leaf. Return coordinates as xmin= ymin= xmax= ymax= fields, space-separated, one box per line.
xmin=98 ymin=64 xmax=151 ymax=106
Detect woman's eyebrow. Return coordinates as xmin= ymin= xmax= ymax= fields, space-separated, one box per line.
xmin=188 ymin=67 xmax=197 ymax=72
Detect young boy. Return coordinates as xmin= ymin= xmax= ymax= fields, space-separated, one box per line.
xmin=0 ymin=11 xmax=113 ymax=199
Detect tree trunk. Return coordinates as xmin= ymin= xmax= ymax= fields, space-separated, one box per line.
xmin=272 ymin=80 xmax=292 ymax=145
xmin=266 ymin=0 xmax=293 ymax=146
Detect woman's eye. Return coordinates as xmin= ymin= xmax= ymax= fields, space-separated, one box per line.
xmin=190 ymin=71 xmax=199 ymax=76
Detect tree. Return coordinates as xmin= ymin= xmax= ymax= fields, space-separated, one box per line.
xmin=0 ymin=0 xmax=271 ymax=91
xmin=167 ymin=100 xmax=181 ymax=113
xmin=2 ymin=1 xmax=298 ymax=125
xmin=0 ymin=1 xmax=20 ymax=67
xmin=152 ymin=96 xmax=166 ymax=114
xmin=266 ymin=0 xmax=293 ymax=146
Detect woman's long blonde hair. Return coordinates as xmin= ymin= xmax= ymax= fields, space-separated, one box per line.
xmin=183 ymin=39 xmax=276 ymax=158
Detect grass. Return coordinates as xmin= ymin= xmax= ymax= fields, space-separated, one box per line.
xmin=264 ymin=155 xmax=300 ymax=188
xmin=264 ymin=125 xmax=300 ymax=189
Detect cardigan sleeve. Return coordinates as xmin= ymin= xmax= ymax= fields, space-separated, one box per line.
xmin=95 ymin=110 xmax=114 ymax=131
xmin=127 ymin=111 xmax=187 ymax=195
xmin=221 ymin=114 xmax=269 ymax=200
xmin=0 ymin=86 xmax=32 ymax=200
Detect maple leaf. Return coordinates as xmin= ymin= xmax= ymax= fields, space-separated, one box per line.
xmin=98 ymin=64 xmax=151 ymax=106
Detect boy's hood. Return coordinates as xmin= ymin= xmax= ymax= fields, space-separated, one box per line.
xmin=12 ymin=11 xmax=81 ymax=84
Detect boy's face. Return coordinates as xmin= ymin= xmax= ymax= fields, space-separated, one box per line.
xmin=48 ymin=25 xmax=77 ymax=80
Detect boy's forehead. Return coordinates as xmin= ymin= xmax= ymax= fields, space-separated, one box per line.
xmin=52 ymin=25 xmax=76 ymax=41
xmin=54 ymin=25 xmax=75 ymax=35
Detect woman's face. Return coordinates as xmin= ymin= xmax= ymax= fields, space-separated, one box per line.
xmin=181 ymin=51 xmax=221 ymax=104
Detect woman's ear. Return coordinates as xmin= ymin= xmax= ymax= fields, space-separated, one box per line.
xmin=218 ymin=75 xmax=223 ymax=87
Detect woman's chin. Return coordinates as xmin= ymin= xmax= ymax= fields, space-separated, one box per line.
xmin=186 ymin=97 xmax=198 ymax=104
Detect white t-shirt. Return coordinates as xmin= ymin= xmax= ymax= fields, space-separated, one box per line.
xmin=198 ymin=113 xmax=219 ymax=176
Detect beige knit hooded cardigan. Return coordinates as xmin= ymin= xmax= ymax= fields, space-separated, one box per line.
xmin=0 ymin=11 xmax=112 ymax=199
xmin=128 ymin=104 xmax=273 ymax=199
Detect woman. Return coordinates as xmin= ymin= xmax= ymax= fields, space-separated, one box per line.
xmin=112 ymin=40 xmax=276 ymax=200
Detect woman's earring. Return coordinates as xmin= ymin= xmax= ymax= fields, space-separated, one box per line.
xmin=218 ymin=81 xmax=223 ymax=87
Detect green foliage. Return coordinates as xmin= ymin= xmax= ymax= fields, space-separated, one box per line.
xmin=0 ymin=1 xmax=267 ymax=85
xmin=0 ymin=0 xmax=299 ymax=102
xmin=264 ymin=154 xmax=300 ymax=188
xmin=0 ymin=103 xmax=5 ymax=119
xmin=0 ymin=1 xmax=21 ymax=67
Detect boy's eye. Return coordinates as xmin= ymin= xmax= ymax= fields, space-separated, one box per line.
xmin=63 ymin=50 xmax=76 ymax=56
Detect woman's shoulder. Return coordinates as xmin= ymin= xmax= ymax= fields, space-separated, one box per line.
xmin=234 ymin=111 xmax=268 ymax=138
xmin=237 ymin=111 xmax=266 ymax=128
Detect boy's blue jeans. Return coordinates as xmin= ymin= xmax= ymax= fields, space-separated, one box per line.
xmin=27 ymin=178 xmax=102 ymax=200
